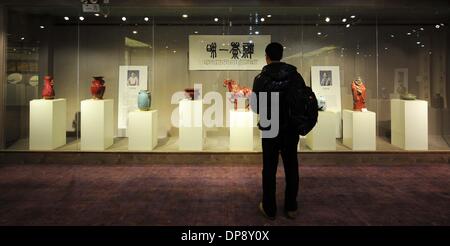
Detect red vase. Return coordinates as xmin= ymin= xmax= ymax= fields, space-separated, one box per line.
xmin=42 ymin=76 xmax=55 ymax=99
xmin=91 ymin=76 xmax=106 ymax=99
xmin=184 ymin=88 xmax=200 ymax=100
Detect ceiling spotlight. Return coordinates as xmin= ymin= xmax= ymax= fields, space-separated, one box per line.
xmin=94 ymin=13 xmax=100 ymax=17
xmin=421 ymin=44 xmax=425 ymax=48
xmin=325 ymin=17 xmax=330 ymax=22
xmin=255 ymin=31 xmax=260 ymax=35
xmin=346 ymin=24 xmax=351 ymax=28
xmin=64 ymin=16 xmax=69 ymax=21
xmin=317 ymin=32 xmax=322 ymax=35
xmin=122 ymin=17 xmax=127 ymax=21
xmin=194 ymin=31 xmax=199 ymax=34
xmin=420 ymin=27 xmax=424 ymax=31
xmin=435 ymin=24 xmax=440 ymax=29
xmin=390 ymin=34 xmax=395 ymax=38
xmin=20 ymin=37 xmax=25 ymax=41
xmin=342 ymin=18 xmax=347 ymax=23
xmin=267 ymin=14 xmax=272 ymax=18
xmin=350 ymin=15 xmax=356 ymax=19
xmin=173 ymin=50 xmax=177 ymax=53
xmin=132 ymin=30 xmax=138 ymax=34
xmin=79 ymin=16 xmax=85 ymax=21
xmin=283 ymin=46 xmax=286 ymax=49
xmin=407 ymin=32 xmax=411 ymax=35
xmin=214 ymin=17 xmax=219 ymax=22
xmin=384 ymin=47 xmax=388 ymax=50
xmin=440 ymin=23 xmax=445 ymax=26
xmin=40 ymin=25 xmax=45 ymax=29
xmin=260 ymin=17 xmax=265 ymax=22
xmin=416 ymin=41 xmax=421 ymax=44
xmin=182 ymin=14 xmax=188 ymax=18
xmin=144 ymin=17 xmax=149 ymax=22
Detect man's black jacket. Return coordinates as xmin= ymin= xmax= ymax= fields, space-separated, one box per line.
xmin=251 ymin=62 xmax=307 ymax=132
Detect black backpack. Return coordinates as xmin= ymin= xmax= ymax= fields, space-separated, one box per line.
xmin=286 ymin=82 xmax=319 ymax=136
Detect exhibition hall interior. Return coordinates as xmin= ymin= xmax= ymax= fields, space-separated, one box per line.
xmin=2 ymin=2 xmax=450 ymax=153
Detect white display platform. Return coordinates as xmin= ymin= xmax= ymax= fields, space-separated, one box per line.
xmin=179 ymin=99 xmax=203 ymax=151
xmin=229 ymin=110 xmax=254 ymax=151
xmin=327 ymin=108 xmax=342 ymax=138
xmin=343 ymin=109 xmax=376 ymax=150
xmin=80 ymin=99 xmax=114 ymax=151
xmin=391 ymin=99 xmax=428 ymax=150
xmin=128 ymin=110 xmax=158 ymax=151
xmin=29 ymin=99 xmax=66 ymax=150
xmin=306 ymin=110 xmax=336 ymax=150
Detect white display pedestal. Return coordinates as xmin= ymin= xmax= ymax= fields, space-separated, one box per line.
xmin=179 ymin=99 xmax=203 ymax=151
xmin=343 ymin=109 xmax=376 ymax=150
xmin=80 ymin=99 xmax=114 ymax=151
xmin=306 ymin=110 xmax=336 ymax=150
xmin=128 ymin=110 xmax=158 ymax=151
xmin=29 ymin=99 xmax=66 ymax=150
xmin=327 ymin=109 xmax=342 ymax=138
xmin=391 ymin=99 xmax=428 ymax=150
xmin=229 ymin=110 xmax=254 ymax=151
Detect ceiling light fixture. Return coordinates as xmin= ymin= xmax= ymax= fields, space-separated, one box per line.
xmin=40 ymin=25 xmax=45 ymax=29
xmin=122 ymin=17 xmax=127 ymax=21
xmin=255 ymin=31 xmax=260 ymax=35
xmin=346 ymin=24 xmax=351 ymax=28
xmin=267 ymin=14 xmax=272 ymax=18
xmin=214 ymin=17 xmax=219 ymax=22
xmin=317 ymin=32 xmax=322 ymax=35
xmin=435 ymin=24 xmax=441 ymax=29
xmin=342 ymin=18 xmax=347 ymax=23
xmin=194 ymin=31 xmax=199 ymax=34
xmin=94 ymin=13 xmax=100 ymax=17
xmin=350 ymin=15 xmax=356 ymax=19
xmin=79 ymin=16 xmax=85 ymax=21
xmin=64 ymin=16 xmax=69 ymax=21
xmin=133 ymin=30 xmax=138 ymax=34
xmin=325 ymin=17 xmax=330 ymax=22
xmin=182 ymin=14 xmax=188 ymax=18
xmin=260 ymin=17 xmax=265 ymax=22
xmin=144 ymin=17 xmax=149 ymax=22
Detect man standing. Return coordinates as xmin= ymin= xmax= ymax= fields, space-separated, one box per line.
xmin=251 ymin=42 xmax=306 ymax=220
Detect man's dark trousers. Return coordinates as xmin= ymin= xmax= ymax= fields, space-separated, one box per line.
xmin=261 ymin=130 xmax=299 ymax=217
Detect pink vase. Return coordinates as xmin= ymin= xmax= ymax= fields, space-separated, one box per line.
xmin=42 ymin=76 xmax=55 ymax=99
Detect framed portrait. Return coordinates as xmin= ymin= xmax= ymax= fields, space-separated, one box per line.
xmin=127 ymin=70 xmax=140 ymax=87
xmin=319 ymin=70 xmax=333 ymax=86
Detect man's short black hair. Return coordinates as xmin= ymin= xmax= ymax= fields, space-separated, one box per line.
xmin=265 ymin=42 xmax=283 ymax=61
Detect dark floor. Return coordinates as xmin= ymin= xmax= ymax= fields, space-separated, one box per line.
xmin=0 ymin=162 xmax=449 ymax=225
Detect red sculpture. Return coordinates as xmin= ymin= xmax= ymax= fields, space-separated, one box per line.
xmin=351 ymin=77 xmax=367 ymax=111
xmin=223 ymin=79 xmax=252 ymax=110
xmin=42 ymin=76 xmax=55 ymax=100
xmin=91 ymin=76 xmax=106 ymax=100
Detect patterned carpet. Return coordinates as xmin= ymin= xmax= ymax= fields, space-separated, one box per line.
xmin=0 ymin=162 xmax=449 ymax=225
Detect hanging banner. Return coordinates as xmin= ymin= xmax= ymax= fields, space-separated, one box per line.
xmin=117 ymin=65 xmax=148 ymax=137
xmin=189 ymin=35 xmax=271 ymax=71
xmin=311 ymin=66 xmax=342 ymax=138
